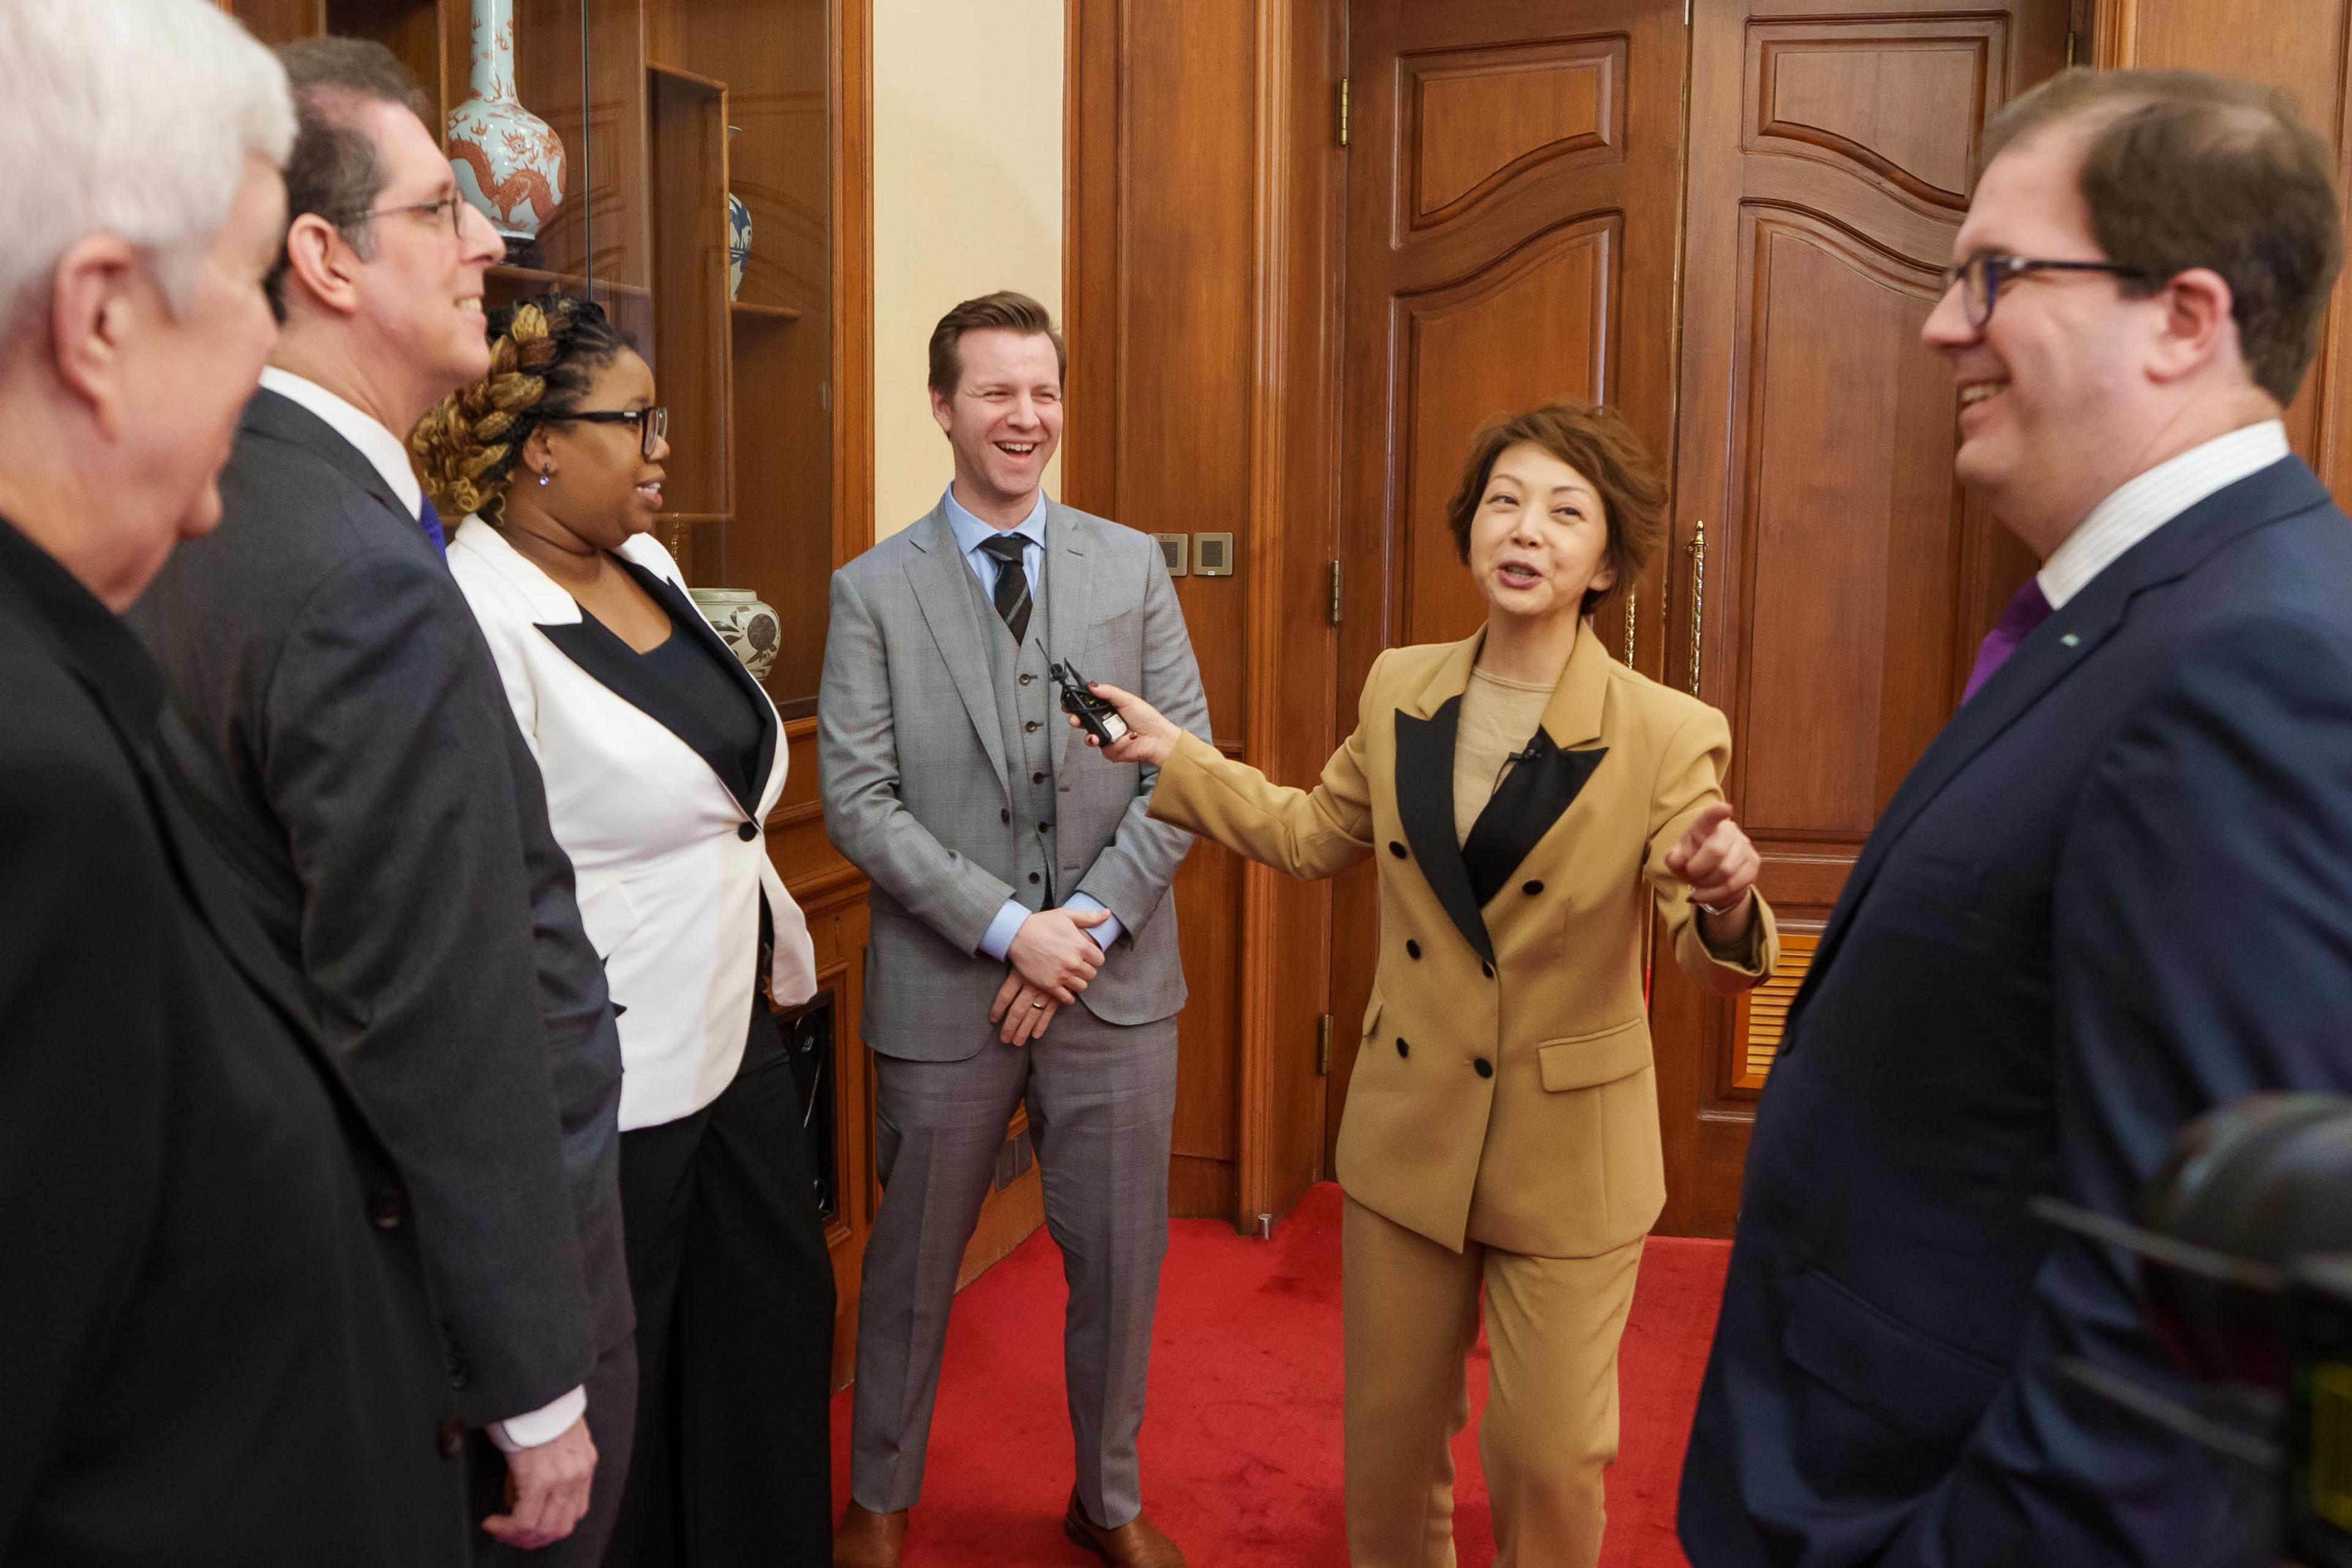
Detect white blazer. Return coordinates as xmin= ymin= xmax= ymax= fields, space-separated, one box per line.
xmin=448 ymin=517 xmax=818 ymax=1131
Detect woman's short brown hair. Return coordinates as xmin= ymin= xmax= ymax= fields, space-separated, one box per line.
xmin=1444 ymin=401 xmax=1668 ymax=616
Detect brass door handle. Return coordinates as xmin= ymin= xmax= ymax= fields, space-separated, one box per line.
xmin=1685 ymin=521 xmax=1706 ymax=695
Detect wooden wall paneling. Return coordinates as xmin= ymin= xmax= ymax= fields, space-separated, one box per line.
xmin=2092 ymin=0 xmax=2352 ymax=503
xmin=1652 ymin=0 xmax=2059 ymax=1237
xmin=644 ymin=62 xmax=734 ymax=580
xmin=326 ymin=0 xmax=448 ymax=115
xmin=1065 ymin=0 xmax=1256 ymax=1223
xmin=225 ymin=0 xmax=327 ymax=44
xmin=1066 ymin=0 xmax=1345 ymax=1231
xmin=1231 ymin=0 xmax=1346 ymax=1230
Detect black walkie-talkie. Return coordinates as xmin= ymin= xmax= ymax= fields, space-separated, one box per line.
xmin=1050 ymin=657 xmax=1130 ymax=745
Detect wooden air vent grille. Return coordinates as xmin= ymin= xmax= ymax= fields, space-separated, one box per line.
xmin=1732 ymin=930 xmax=1817 ymax=1090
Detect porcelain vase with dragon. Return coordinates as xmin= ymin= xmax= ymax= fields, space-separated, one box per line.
xmin=447 ymin=0 xmax=566 ymax=258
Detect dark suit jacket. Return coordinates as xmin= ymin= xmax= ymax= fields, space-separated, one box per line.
xmin=0 ymin=516 xmax=465 ymax=1566
xmin=129 ymin=388 xmax=630 ymax=1426
xmin=1679 ymin=456 xmax=2352 ymax=1567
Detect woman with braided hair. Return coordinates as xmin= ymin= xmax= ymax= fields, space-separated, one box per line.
xmin=417 ymin=293 xmax=834 ymax=1567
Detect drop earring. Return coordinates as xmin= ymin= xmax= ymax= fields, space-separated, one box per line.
xmin=538 ymin=470 xmax=552 ymax=487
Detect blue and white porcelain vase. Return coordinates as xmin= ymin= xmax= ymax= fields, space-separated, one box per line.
xmin=727 ymin=192 xmax=753 ymax=300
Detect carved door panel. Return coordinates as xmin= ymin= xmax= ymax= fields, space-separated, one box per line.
xmin=1649 ymin=0 xmax=2064 ymax=1235
xmin=1329 ymin=0 xmax=1689 ymax=1168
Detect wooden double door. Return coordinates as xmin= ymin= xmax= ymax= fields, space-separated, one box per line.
xmin=1330 ymin=0 xmax=2060 ymax=1234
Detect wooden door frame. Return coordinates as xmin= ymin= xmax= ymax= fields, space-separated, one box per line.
xmin=1063 ymin=0 xmax=1348 ymax=1232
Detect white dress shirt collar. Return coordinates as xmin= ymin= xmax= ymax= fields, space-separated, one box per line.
xmin=943 ymin=484 xmax=1048 ymax=557
xmin=2036 ymin=420 xmax=2291 ymax=609
xmin=258 ymin=366 xmax=426 ymax=523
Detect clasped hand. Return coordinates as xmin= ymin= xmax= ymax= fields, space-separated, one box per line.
xmin=990 ymin=905 xmax=1112 ymax=1046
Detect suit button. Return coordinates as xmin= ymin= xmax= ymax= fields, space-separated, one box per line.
xmin=1024 ymin=720 xmax=1041 ymax=733
xmin=1389 ymin=842 xmax=1408 ymax=859
xmin=438 ymin=1417 xmax=466 ymax=1458
xmin=1001 ymin=808 xmax=1012 ymax=823
xmin=737 ymin=821 xmax=758 ymax=841
xmin=1038 ymin=821 xmax=1050 ymax=834
xmin=367 ymin=1190 xmax=406 ymax=1230
xmin=1405 ymin=940 xmax=1420 ymax=960
xmin=1020 ymin=673 xmax=1036 ymax=684
xmin=1033 ymin=771 xmax=1046 ymax=784
xmin=445 ymin=1344 xmax=472 ymax=1391
xmin=1522 ymin=880 xmax=1544 ymax=896
xmin=1028 ymin=872 xmax=1042 ymax=884
xmin=1396 ymin=1037 xmax=1409 ymax=1058
xmin=1482 ymin=961 xmax=1494 ymax=978
xmin=1473 ymin=1057 xmax=1494 ymax=1078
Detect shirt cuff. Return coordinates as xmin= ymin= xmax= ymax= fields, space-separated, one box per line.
xmin=1063 ymin=891 xmax=1123 ymax=951
xmin=486 ymin=1385 xmax=587 ymax=1452
xmin=979 ymin=898 xmax=1031 ymax=962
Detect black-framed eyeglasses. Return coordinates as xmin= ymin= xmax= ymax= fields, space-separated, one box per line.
xmin=1940 ymin=252 xmax=2149 ymax=330
xmin=334 ymin=192 xmax=473 ymax=239
xmin=541 ymin=406 xmax=669 ymax=459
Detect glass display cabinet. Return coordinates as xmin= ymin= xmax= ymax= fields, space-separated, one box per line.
xmin=225 ymin=0 xmax=843 ymax=715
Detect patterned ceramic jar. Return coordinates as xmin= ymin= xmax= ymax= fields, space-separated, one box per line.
xmin=688 ymin=587 xmax=782 ymax=683
xmin=728 ymin=192 xmax=753 ymax=300
xmin=447 ymin=0 xmax=566 ymax=255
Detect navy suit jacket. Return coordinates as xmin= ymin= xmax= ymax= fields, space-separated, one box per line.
xmin=1679 ymin=456 xmax=2352 ymax=1568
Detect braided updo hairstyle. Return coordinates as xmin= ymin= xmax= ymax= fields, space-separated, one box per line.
xmin=412 ymin=292 xmax=631 ymax=522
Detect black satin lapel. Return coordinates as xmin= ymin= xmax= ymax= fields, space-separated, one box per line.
xmin=1461 ymin=733 xmax=1607 ymax=907
xmin=625 ymin=561 xmax=778 ymax=807
xmin=538 ymin=614 xmax=757 ymax=815
xmin=1394 ymin=698 xmax=1493 ymax=964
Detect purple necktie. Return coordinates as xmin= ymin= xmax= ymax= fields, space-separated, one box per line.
xmin=417 ymin=497 xmax=447 ymax=558
xmin=1962 ymin=577 xmax=2052 ymax=701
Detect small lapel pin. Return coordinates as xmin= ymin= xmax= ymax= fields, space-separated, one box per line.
xmin=2060 ymin=633 xmax=2079 ymax=647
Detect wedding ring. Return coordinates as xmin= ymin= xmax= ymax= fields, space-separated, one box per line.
xmin=1031 ymin=1000 xmax=1047 ymax=1009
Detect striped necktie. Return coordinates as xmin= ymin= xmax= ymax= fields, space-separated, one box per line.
xmin=978 ymin=532 xmax=1033 ymax=644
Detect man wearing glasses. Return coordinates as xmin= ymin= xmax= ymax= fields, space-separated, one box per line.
xmin=1679 ymin=68 xmax=2350 ymax=1568
xmin=130 ymin=39 xmax=633 ymax=1567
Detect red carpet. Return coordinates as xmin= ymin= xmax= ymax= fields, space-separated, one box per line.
xmin=828 ymin=1182 xmax=1729 ymax=1566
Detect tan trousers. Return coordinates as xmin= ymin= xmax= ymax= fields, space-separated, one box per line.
xmin=1342 ymin=1197 xmax=1644 ymax=1568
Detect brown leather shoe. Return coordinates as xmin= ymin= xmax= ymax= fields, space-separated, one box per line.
xmin=1063 ymin=1490 xmax=1186 ymax=1567
xmin=833 ymin=1501 xmax=908 ymax=1568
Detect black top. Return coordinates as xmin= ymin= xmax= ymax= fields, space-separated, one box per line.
xmin=0 ymin=514 xmax=465 ymax=1565
xmin=638 ymin=600 xmax=766 ymax=799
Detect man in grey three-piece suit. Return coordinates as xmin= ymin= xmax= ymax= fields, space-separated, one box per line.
xmin=822 ymin=292 xmax=1207 ymax=1568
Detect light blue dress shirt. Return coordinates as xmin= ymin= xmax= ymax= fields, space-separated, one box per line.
xmin=942 ymin=486 xmax=1124 ymax=962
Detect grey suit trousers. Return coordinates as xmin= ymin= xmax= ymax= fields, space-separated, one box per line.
xmin=850 ymin=1007 xmax=1178 ymax=1528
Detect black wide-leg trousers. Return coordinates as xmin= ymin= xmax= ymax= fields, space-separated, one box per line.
xmin=605 ymin=999 xmax=835 ymax=1567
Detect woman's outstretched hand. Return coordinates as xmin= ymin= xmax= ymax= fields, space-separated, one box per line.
xmin=1665 ymin=801 xmax=1759 ymax=944
xmin=1068 ymin=680 xmax=1182 ymax=767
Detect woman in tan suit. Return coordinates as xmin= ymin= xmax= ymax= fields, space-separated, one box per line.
xmin=1073 ymin=401 xmax=1777 ymax=1568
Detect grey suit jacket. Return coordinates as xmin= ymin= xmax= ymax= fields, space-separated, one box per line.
xmin=129 ymin=389 xmax=630 ymax=1427
xmin=819 ymin=500 xmax=1209 ymax=1058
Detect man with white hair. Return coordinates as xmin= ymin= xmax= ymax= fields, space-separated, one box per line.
xmin=130 ymin=34 xmax=635 ymax=1566
xmin=0 ymin=1 xmax=465 ymax=1562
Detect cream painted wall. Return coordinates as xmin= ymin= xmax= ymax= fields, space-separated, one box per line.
xmin=871 ymin=0 xmax=1066 ymax=540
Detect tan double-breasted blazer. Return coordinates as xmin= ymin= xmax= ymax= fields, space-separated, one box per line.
xmin=1149 ymin=624 xmax=1777 ymax=1259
